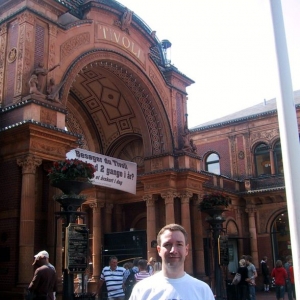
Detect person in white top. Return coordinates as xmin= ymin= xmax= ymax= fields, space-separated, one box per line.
xmin=129 ymin=223 xmax=215 ymax=300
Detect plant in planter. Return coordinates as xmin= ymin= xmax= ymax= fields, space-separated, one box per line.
xmin=198 ymin=192 xmax=231 ymax=211
xmin=48 ymin=159 xmax=96 ymax=196
xmin=48 ymin=159 xmax=96 ymax=184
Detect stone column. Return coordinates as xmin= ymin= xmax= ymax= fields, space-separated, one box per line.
xmin=47 ymin=184 xmax=62 ymax=285
xmin=191 ymin=195 xmax=207 ymax=279
xmin=17 ymin=155 xmax=42 ymax=285
xmin=269 ymin=148 xmax=275 ymax=175
xmin=90 ymin=201 xmax=104 ymax=281
xmin=104 ymin=203 xmax=113 ymax=233
xmin=144 ymin=195 xmax=157 ymax=259
xmin=236 ymin=208 xmax=244 ymax=259
xmin=180 ymin=191 xmax=193 ymax=274
xmin=161 ymin=191 xmax=175 ymax=224
xmin=245 ymin=206 xmax=258 ymax=267
xmin=115 ymin=204 xmax=123 ymax=232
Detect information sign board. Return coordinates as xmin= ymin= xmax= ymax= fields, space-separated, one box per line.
xmin=65 ymin=224 xmax=89 ymax=273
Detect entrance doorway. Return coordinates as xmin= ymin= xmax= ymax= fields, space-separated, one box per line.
xmin=102 ymin=230 xmax=147 ymax=266
xmin=271 ymin=211 xmax=291 ymax=262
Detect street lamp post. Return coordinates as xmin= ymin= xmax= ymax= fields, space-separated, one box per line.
xmin=54 ymin=181 xmax=92 ymax=300
xmin=204 ymin=208 xmax=226 ymax=300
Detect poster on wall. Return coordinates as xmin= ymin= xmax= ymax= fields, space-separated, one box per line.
xmin=67 ymin=148 xmax=137 ymax=194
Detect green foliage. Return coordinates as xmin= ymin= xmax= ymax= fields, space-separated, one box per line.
xmin=199 ymin=192 xmax=231 ymax=211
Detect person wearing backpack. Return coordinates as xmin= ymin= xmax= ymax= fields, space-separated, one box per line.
xmin=123 ymin=259 xmax=139 ymax=300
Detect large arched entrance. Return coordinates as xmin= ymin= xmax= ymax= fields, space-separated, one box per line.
xmin=61 ymin=50 xmax=173 ymax=158
xmin=271 ymin=211 xmax=291 ymax=262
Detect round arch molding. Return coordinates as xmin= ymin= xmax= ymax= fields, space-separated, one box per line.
xmin=60 ymin=49 xmax=174 ymax=156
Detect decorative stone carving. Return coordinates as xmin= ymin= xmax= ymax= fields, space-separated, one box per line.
xmin=251 ymin=129 xmax=279 ymax=143
xmin=29 ymin=74 xmax=45 ymax=98
xmin=33 ymin=62 xmax=60 ymax=93
xmin=60 ymin=33 xmax=90 ymax=62
xmin=17 ymin=155 xmax=42 ymax=174
xmin=7 ymin=47 xmax=17 ymax=63
xmin=47 ymin=78 xmax=65 ymax=103
xmin=114 ymin=8 xmax=133 ymax=34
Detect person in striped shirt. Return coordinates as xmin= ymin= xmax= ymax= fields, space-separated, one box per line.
xmin=135 ymin=259 xmax=151 ymax=282
xmin=98 ymin=256 xmax=126 ymax=300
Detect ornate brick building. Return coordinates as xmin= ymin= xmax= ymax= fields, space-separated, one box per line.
xmin=0 ymin=0 xmax=297 ymax=298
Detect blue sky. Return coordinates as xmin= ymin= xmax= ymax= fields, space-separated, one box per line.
xmin=117 ymin=0 xmax=300 ymax=128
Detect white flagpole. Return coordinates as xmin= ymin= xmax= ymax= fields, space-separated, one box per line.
xmin=269 ymin=0 xmax=300 ymax=296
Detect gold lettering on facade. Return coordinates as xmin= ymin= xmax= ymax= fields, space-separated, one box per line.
xmin=96 ymin=24 xmax=144 ymax=63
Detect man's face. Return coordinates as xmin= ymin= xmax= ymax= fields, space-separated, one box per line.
xmin=109 ymin=259 xmax=118 ymax=270
xmin=157 ymin=230 xmax=188 ymax=270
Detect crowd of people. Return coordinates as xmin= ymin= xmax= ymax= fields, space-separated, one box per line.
xmin=98 ymin=223 xmax=215 ymax=300
xmin=26 ymin=225 xmax=296 ymax=300
xmin=233 ymin=254 xmax=296 ymax=300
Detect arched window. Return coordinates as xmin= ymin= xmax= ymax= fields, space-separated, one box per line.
xmin=271 ymin=212 xmax=291 ymax=262
xmin=254 ymin=143 xmax=271 ymax=176
xmin=274 ymin=141 xmax=283 ymax=174
xmin=205 ymin=153 xmax=220 ymax=175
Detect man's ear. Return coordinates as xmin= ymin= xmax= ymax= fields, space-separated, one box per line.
xmin=185 ymin=243 xmax=189 ymax=257
xmin=157 ymin=245 xmax=161 ymax=254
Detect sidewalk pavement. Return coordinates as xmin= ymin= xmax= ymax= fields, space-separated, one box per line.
xmin=256 ymin=290 xmax=276 ymax=299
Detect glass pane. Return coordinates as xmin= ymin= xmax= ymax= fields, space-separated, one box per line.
xmin=207 ymin=153 xmax=219 ymax=163
xmin=207 ymin=162 xmax=220 ymax=174
xmin=255 ymin=143 xmax=270 ymax=176
xmin=206 ymin=153 xmax=220 ymax=174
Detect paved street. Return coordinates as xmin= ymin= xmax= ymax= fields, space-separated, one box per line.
xmin=256 ymin=290 xmax=276 ymax=299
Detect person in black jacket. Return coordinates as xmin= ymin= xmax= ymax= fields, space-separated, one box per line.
xmin=261 ymin=256 xmax=270 ymax=292
xmin=237 ymin=258 xmax=249 ymax=300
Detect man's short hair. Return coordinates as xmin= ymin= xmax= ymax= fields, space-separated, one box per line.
xmin=245 ymin=255 xmax=252 ymax=262
xmin=109 ymin=256 xmax=118 ymax=262
xmin=157 ymin=224 xmax=188 ymax=246
xmin=138 ymin=259 xmax=148 ymax=270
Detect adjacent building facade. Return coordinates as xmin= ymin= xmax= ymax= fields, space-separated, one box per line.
xmin=0 ymin=0 xmax=297 ymax=298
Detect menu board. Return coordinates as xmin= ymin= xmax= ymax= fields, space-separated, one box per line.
xmin=65 ymin=224 xmax=89 ymax=273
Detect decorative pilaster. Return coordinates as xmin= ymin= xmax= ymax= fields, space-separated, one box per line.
xmin=48 ymin=24 xmax=58 ymax=76
xmin=161 ymin=191 xmax=175 ymax=224
xmin=236 ymin=208 xmax=244 ymax=259
xmin=144 ymin=195 xmax=157 ymax=259
xmin=16 ymin=155 xmax=42 ymax=285
xmin=229 ymin=135 xmax=237 ymax=177
xmin=90 ymin=201 xmax=105 ymax=281
xmin=105 ymin=203 xmax=113 ymax=233
xmin=0 ymin=23 xmax=7 ymax=105
xmin=16 ymin=12 xmax=34 ymax=100
xmin=245 ymin=206 xmax=258 ymax=267
xmin=179 ymin=191 xmax=193 ymax=274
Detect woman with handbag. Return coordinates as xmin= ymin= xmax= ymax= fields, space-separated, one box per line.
xmin=236 ymin=259 xmax=249 ymax=300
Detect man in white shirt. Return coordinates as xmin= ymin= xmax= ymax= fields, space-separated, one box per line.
xmin=129 ymin=224 xmax=215 ymax=300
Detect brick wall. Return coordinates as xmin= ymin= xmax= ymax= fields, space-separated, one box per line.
xmin=0 ymin=160 xmax=22 ymax=289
